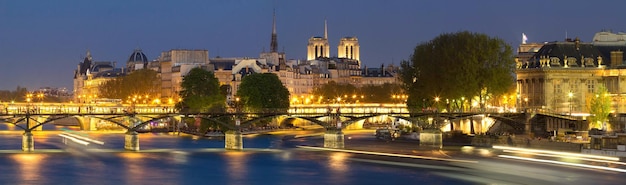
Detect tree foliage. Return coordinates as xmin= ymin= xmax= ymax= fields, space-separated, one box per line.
xmin=178 ymin=68 xmax=225 ymax=113
xmin=311 ymin=81 xmax=403 ymax=103
xmin=311 ymin=81 xmax=357 ymax=103
xmin=236 ymin=73 xmax=290 ymax=112
xmin=589 ymin=85 xmax=611 ymax=129
xmin=399 ymin=31 xmax=515 ymax=111
xmin=0 ymin=86 xmax=29 ymax=102
xmin=99 ymin=69 xmax=161 ymax=100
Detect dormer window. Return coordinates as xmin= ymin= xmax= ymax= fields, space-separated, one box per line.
xmin=550 ymin=57 xmax=561 ymax=66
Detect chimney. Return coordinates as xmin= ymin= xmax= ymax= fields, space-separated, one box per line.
xmin=611 ymin=50 xmax=623 ymax=67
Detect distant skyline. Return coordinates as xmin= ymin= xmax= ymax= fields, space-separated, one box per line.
xmin=2 ymin=0 xmax=626 ymax=91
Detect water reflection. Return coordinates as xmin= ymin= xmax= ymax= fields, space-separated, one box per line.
xmin=327 ymin=152 xmax=350 ymax=184
xmin=225 ymin=151 xmax=249 ymax=181
xmin=119 ymin=152 xmax=146 ymax=185
xmin=11 ymin=154 xmax=45 ymax=182
xmin=170 ymin=151 xmax=189 ymax=164
xmin=328 ymin=152 xmax=349 ymax=172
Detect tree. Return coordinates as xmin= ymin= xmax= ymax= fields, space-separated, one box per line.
xmin=178 ymin=68 xmax=225 ymax=113
xmin=400 ymin=31 xmax=515 ymax=112
xmin=99 ymin=69 xmax=161 ymax=100
xmin=589 ymin=85 xmax=611 ymax=130
xmin=236 ymin=73 xmax=290 ymax=112
xmin=359 ymin=83 xmax=404 ymax=103
xmin=311 ymin=81 xmax=357 ymax=103
xmin=310 ymin=82 xmax=404 ymax=103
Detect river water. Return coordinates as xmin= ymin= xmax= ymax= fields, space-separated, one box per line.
xmin=0 ymin=124 xmax=474 ymax=185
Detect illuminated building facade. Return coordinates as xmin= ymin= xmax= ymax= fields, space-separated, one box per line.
xmin=337 ymin=37 xmax=360 ymax=61
xmin=154 ymin=49 xmax=211 ymax=98
xmin=72 ymin=14 xmax=398 ymax=105
xmin=307 ymin=20 xmax=330 ymax=60
xmin=516 ymin=32 xmax=626 ymax=126
xmin=73 ymin=50 xmax=125 ymax=103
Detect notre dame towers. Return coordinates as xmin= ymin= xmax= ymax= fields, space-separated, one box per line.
xmin=307 ymin=19 xmax=359 ymax=62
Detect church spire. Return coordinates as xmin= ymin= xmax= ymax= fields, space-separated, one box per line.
xmin=270 ymin=9 xmax=278 ymax=52
xmin=86 ymin=49 xmax=92 ymax=61
xmin=324 ymin=19 xmax=328 ymax=39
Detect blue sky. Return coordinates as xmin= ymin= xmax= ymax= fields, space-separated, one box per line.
xmin=1 ymin=0 xmax=625 ymax=91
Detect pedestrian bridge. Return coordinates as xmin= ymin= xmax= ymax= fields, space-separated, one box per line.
xmin=0 ymin=106 xmax=578 ymax=152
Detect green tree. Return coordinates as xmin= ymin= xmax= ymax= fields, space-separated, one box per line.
xmin=359 ymin=83 xmax=404 ymax=103
xmin=178 ymin=68 xmax=225 ymax=113
xmin=589 ymin=85 xmax=611 ymax=130
xmin=99 ymin=69 xmax=161 ymax=100
xmin=0 ymin=86 xmax=29 ymax=102
xmin=311 ymin=81 xmax=357 ymax=103
xmin=236 ymin=73 xmax=290 ymax=112
xmin=400 ymin=31 xmax=515 ymax=112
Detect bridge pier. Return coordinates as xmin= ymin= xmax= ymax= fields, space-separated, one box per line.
xmin=524 ymin=111 xmax=534 ymax=136
xmin=88 ymin=117 xmax=98 ymax=131
xmin=22 ymin=131 xmax=34 ymax=152
xmin=323 ymin=129 xmax=345 ymax=149
xmin=124 ymin=131 xmax=140 ymax=151
xmin=225 ymin=130 xmax=243 ymax=150
xmin=419 ymin=129 xmax=442 ymax=149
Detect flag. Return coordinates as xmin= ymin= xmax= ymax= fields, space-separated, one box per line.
xmin=522 ymin=33 xmax=528 ymax=44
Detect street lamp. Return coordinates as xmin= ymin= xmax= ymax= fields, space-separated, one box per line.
xmin=568 ymin=92 xmax=573 ymax=115
xmin=233 ymin=97 xmax=241 ymax=112
xmin=37 ymin=93 xmax=44 ymax=103
xmin=434 ymin=97 xmax=440 ymax=112
xmin=524 ymin=97 xmax=529 ymax=110
xmin=461 ymin=97 xmax=465 ymax=112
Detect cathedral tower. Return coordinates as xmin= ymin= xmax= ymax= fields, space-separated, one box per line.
xmin=337 ymin=37 xmax=360 ymax=61
xmin=307 ymin=19 xmax=330 ymax=60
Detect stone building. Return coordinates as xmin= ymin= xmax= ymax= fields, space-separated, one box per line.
xmin=337 ymin=37 xmax=360 ymax=62
xmin=126 ymin=49 xmax=149 ymax=72
xmin=306 ymin=20 xmax=330 ymax=61
xmin=72 ymin=14 xmax=399 ymax=106
xmin=154 ymin=49 xmax=211 ymax=98
xmin=73 ymin=50 xmax=125 ymax=103
xmin=516 ymin=32 xmax=626 ymax=130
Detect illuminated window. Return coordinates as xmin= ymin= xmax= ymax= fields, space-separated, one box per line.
xmin=569 ymin=81 xmax=578 ymax=94
xmin=587 ymin=80 xmax=595 ymax=93
xmin=554 ymin=84 xmax=562 ymax=94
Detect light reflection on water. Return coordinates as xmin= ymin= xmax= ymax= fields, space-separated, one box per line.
xmin=0 ymin=132 xmax=469 ymax=185
xmin=11 ymin=154 xmax=45 ymax=182
xmin=225 ymin=151 xmax=249 ymax=181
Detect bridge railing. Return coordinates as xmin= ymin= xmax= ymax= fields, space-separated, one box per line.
xmin=532 ymin=108 xmax=579 ymax=120
xmin=289 ymin=103 xmax=409 ymax=114
xmin=0 ymin=103 xmax=175 ymax=115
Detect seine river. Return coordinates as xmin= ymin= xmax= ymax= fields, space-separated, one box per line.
xmin=0 ymin=123 xmax=473 ymax=185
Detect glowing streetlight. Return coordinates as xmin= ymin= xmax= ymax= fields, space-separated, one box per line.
xmin=434 ymin=96 xmax=440 ymax=112
xmin=523 ymin=97 xmax=529 ymax=110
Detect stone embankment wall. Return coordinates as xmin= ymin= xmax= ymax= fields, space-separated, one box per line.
xmin=472 ymin=135 xmax=582 ymax=152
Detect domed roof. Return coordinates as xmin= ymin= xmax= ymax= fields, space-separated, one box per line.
xmin=128 ymin=49 xmax=148 ymax=63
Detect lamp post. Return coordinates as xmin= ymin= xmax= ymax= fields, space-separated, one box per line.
xmin=524 ymin=97 xmax=529 ymax=110
xmin=568 ymin=92 xmax=573 ymax=116
xmin=461 ymin=97 xmax=465 ymax=113
xmin=434 ymin=97 xmax=440 ymax=112
xmin=234 ymin=97 xmax=241 ymax=129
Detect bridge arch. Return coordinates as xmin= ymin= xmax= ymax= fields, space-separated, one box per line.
xmin=131 ymin=114 xmax=182 ymax=131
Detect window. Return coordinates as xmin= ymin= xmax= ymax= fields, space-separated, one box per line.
xmin=554 ymin=84 xmax=562 ymax=94
xmin=587 ymin=80 xmax=595 ymax=93
xmin=569 ymin=81 xmax=578 ymax=94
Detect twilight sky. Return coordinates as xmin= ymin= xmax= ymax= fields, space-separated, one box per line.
xmin=1 ymin=0 xmax=625 ymax=91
